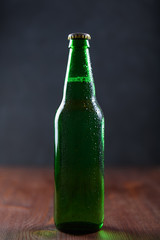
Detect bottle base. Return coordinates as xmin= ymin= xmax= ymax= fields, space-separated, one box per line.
xmin=55 ymin=221 xmax=103 ymax=234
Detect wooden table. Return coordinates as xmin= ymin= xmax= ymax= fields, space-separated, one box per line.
xmin=0 ymin=167 xmax=159 ymax=240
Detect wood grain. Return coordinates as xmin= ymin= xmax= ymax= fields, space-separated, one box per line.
xmin=0 ymin=167 xmax=159 ymax=240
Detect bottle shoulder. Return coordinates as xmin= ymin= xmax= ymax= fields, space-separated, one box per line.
xmin=55 ymin=98 xmax=104 ymax=121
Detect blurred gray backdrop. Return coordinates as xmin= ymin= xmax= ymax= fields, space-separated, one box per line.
xmin=0 ymin=0 xmax=159 ymax=166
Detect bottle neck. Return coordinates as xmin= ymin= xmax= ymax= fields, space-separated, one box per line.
xmin=63 ymin=39 xmax=95 ymax=101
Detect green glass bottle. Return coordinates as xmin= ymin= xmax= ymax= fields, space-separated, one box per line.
xmin=54 ymin=33 xmax=104 ymax=234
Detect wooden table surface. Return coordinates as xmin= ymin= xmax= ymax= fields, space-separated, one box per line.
xmin=0 ymin=167 xmax=159 ymax=240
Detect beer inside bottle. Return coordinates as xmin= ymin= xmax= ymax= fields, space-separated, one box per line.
xmin=54 ymin=33 xmax=104 ymax=234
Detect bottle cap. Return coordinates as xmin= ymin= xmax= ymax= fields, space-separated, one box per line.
xmin=68 ymin=33 xmax=91 ymax=40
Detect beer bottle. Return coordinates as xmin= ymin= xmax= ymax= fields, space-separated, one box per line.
xmin=54 ymin=33 xmax=104 ymax=234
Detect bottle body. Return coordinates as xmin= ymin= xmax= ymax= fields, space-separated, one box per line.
xmin=54 ymin=35 xmax=104 ymax=234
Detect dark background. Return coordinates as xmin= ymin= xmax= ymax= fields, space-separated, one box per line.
xmin=0 ymin=0 xmax=159 ymax=166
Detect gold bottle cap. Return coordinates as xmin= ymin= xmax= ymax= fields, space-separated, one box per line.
xmin=68 ymin=33 xmax=91 ymax=40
